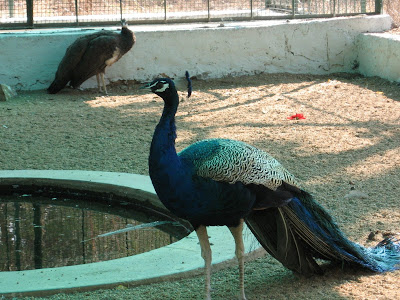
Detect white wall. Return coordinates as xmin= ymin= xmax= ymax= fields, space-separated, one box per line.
xmin=0 ymin=15 xmax=393 ymax=91
xmin=357 ymin=33 xmax=400 ymax=82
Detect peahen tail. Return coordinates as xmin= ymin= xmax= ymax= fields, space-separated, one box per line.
xmin=245 ymin=189 xmax=400 ymax=276
xmin=47 ymin=78 xmax=68 ymax=94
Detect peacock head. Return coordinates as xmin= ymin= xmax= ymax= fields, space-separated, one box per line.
xmin=143 ymin=78 xmax=177 ymax=102
xmin=142 ymin=71 xmax=192 ymax=101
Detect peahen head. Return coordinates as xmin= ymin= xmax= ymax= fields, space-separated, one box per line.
xmin=121 ymin=18 xmax=128 ymax=28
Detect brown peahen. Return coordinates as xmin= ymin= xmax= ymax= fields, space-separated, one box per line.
xmin=47 ymin=20 xmax=135 ymax=94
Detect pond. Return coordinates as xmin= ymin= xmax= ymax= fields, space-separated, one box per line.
xmin=0 ymin=193 xmax=190 ymax=271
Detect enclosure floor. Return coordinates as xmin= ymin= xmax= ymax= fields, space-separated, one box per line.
xmin=0 ymin=73 xmax=399 ymax=299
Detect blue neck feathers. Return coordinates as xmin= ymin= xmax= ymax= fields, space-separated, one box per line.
xmin=151 ymin=90 xmax=179 ymax=154
xmin=149 ymin=89 xmax=181 ymax=196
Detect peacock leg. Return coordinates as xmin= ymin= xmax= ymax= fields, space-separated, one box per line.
xmin=229 ymin=219 xmax=247 ymax=300
xmin=195 ymin=225 xmax=212 ymax=300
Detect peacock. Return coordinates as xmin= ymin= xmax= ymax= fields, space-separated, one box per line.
xmin=47 ymin=20 xmax=135 ymax=94
xmin=144 ymin=74 xmax=400 ymax=300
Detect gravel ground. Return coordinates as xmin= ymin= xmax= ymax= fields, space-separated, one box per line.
xmin=1 ymin=72 xmax=399 ymax=299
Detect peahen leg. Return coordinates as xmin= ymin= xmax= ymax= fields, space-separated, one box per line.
xmin=195 ymin=225 xmax=212 ymax=300
xmin=100 ymin=72 xmax=108 ymax=94
xmin=96 ymin=74 xmax=102 ymax=92
xmin=229 ymin=219 xmax=247 ymax=300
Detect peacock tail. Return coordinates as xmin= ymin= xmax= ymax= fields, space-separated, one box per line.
xmin=246 ymin=188 xmax=400 ymax=275
xmin=180 ymin=138 xmax=400 ymax=275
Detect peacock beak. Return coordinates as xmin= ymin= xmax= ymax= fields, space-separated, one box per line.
xmin=140 ymin=82 xmax=153 ymax=90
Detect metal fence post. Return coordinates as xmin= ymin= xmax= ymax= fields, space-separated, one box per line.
xmin=119 ymin=0 xmax=123 ymax=22
xmin=292 ymin=0 xmax=295 ymax=17
xmin=333 ymin=0 xmax=336 ymax=17
xmin=164 ymin=0 xmax=167 ymax=22
xmin=8 ymin=0 xmax=14 ymax=18
xmin=361 ymin=0 xmax=366 ymax=13
xmin=26 ymin=0 xmax=33 ymax=27
xmin=375 ymin=0 xmax=382 ymax=13
xmin=75 ymin=0 xmax=79 ymax=26
xmin=207 ymin=0 xmax=210 ymax=22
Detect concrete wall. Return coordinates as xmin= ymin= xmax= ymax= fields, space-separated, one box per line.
xmin=0 ymin=15 xmax=393 ymax=91
xmin=357 ymin=33 xmax=400 ymax=82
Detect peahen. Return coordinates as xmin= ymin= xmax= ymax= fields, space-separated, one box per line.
xmin=144 ymin=74 xmax=400 ymax=300
xmin=47 ymin=20 xmax=135 ymax=94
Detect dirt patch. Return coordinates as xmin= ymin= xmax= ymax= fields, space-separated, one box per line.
xmin=1 ymin=73 xmax=399 ymax=300
xmin=387 ymin=27 xmax=400 ymax=34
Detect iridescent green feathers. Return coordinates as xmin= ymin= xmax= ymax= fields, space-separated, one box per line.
xmin=179 ymin=138 xmax=299 ymax=191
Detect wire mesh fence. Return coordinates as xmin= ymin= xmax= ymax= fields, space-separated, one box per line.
xmin=1 ymin=0 xmax=381 ymax=29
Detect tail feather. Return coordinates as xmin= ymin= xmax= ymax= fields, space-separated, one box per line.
xmin=246 ymin=207 xmax=323 ymax=275
xmin=246 ymin=190 xmax=400 ymax=275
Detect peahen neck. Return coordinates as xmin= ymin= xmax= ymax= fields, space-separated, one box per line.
xmin=120 ymin=26 xmax=135 ymax=52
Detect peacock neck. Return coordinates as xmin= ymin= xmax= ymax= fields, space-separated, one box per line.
xmin=149 ymin=92 xmax=180 ymax=171
xmin=160 ymin=98 xmax=178 ymax=125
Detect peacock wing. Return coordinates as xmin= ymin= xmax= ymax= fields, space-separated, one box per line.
xmin=178 ymin=138 xmax=300 ymax=192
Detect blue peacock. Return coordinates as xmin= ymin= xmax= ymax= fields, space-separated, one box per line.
xmin=143 ymin=73 xmax=400 ymax=300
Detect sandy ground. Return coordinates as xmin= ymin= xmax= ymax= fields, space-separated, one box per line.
xmin=388 ymin=27 xmax=400 ymax=34
xmin=1 ymin=72 xmax=400 ymax=299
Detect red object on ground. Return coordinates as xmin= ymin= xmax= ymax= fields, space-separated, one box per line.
xmin=287 ymin=113 xmax=306 ymax=120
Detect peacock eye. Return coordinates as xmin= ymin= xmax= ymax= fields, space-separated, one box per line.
xmin=153 ymin=81 xmax=169 ymax=93
xmin=156 ymin=82 xmax=165 ymax=90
